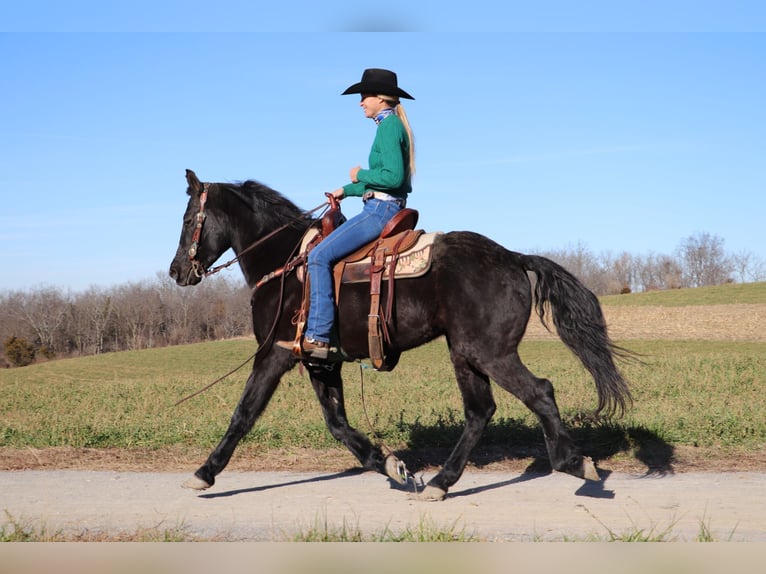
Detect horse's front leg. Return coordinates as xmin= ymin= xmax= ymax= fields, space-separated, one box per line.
xmin=307 ymin=362 xmax=407 ymax=485
xmin=182 ymin=352 xmax=294 ymax=490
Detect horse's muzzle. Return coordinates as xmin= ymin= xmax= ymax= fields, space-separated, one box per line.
xmin=169 ymin=261 xmax=202 ymax=286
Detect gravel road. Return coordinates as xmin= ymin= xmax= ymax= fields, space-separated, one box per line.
xmin=2 ymin=468 xmax=764 ymax=541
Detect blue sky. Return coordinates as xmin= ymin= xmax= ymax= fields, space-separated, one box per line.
xmin=2 ymin=26 xmax=765 ymax=291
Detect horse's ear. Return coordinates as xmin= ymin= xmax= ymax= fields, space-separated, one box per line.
xmin=185 ymin=169 xmax=202 ymax=196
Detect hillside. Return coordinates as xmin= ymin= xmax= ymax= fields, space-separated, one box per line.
xmin=525 ymin=281 xmax=766 ymax=342
xmin=600 ymin=281 xmax=766 ymax=307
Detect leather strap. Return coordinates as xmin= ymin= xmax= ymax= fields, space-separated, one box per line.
xmin=368 ymin=244 xmax=386 ymax=369
xmin=384 ymin=230 xmax=412 ymax=334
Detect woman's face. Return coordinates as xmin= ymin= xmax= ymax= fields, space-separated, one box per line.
xmin=359 ymin=94 xmax=388 ymax=119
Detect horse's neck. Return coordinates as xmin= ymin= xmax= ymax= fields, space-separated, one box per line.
xmin=216 ymin=183 xmax=308 ymax=288
xmin=233 ymin=226 xmax=305 ymax=289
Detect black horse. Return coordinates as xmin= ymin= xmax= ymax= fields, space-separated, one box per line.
xmin=169 ymin=169 xmax=632 ymax=500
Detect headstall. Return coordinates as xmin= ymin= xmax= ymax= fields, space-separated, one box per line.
xmin=188 ymin=183 xmax=210 ymax=278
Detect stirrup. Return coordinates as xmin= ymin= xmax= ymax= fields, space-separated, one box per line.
xmin=275 ymin=336 xmax=339 ymax=362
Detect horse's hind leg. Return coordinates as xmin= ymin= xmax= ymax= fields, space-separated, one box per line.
xmin=307 ymin=363 xmax=401 ymax=482
xmin=421 ymin=351 xmax=497 ymax=501
xmin=491 ymin=352 xmax=598 ymax=481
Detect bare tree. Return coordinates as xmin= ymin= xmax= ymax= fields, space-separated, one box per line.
xmin=209 ymin=277 xmax=252 ymax=339
xmin=153 ymin=272 xmax=251 ymax=345
xmin=74 ymin=287 xmax=114 ymax=354
xmin=731 ymin=250 xmax=766 ymax=283
xmin=16 ymin=287 xmax=70 ymax=356
xmin=0 ymin=291 xmax=34 ymax=346
xmin=111 ymin=281 xmax=162 ymax=351
xmin=541 ymin=242 xmax=607 ymax=294
xmin=677 ymin=232 xmax=733 ymax=287
xmin=597 ymin=251 xmax=636 ymax=294
xmin=632 ymin=253 xmax=683 ymax=291
xmin=65 ymin=298 xmax=90 ymax=355
xmin=543 ymin=244 xmax=640 ymax=295
xmin=154 ymin=272 xmax=195 ymax=345
xmin=610 ymin=251 xmax=637 ymax=293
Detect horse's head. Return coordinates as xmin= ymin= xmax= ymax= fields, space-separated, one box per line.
xmin=169 ymin=169 xmax=231 ymax=286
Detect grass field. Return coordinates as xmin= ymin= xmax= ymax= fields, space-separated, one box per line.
xmin=527 ymin=281 xmax=766 ymax=343
xmin=599 ymin=281 xmax=766 ymax=306
xmin=1 ymin=282 xmax=765 ymax=473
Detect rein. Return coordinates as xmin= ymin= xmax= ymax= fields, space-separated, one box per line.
xmin=175 ymin=187 xmax=333 ymax=406
xmin=188 ymin=183 xmax=332 ymax=279
xmin=174 ymin=353 xmax=256 ymax=407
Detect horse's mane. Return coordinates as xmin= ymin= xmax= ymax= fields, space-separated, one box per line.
xmin=217 ymin=180 xmax=309 ymax=229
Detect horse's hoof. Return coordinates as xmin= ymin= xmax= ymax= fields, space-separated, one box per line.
xmin=182 ymin=476 xmax=212 ymax=490
xmin=385 ymin=455 xmax=409 ymax=486
xmin=582 ymin=457 xmax=600 ymax=481
xmin=412 ymin=485 xmax=447 ymax=502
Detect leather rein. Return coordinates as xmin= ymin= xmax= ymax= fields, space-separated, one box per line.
xmin=174 ymin=186 xmax=333 ymax=407
xmin=187 ymin=183 xmax=332 ymax=280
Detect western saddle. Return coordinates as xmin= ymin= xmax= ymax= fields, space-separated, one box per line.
xmin=282 ymin=194 xmax=432 ymax=370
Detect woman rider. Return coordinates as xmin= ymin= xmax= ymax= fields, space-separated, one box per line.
xmin=277 ymin=68 xmax=415 ymax=360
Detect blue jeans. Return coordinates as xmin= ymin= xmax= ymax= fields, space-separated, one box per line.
xmin=305 ymin=198 xmax=402 ymax=343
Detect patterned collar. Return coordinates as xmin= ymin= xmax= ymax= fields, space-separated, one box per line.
xmin=374 ymin=108 xmax=396 ymax=125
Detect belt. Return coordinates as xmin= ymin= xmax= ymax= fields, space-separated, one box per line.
xmin=363 ymin=190 xmax=407 ymax=208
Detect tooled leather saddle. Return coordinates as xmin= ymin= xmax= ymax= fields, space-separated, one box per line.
xmin=288 ymin=196 xmax=440 ymax=370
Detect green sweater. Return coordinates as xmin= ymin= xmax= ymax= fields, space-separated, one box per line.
xmin=342 ymin=114 xmax=412 ymax=199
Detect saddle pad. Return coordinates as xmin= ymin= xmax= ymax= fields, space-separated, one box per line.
xmin=296 ymin=227 xmax=319 ymax=283
xmin=297 ymin=229 xmax=441 ymax=284
xmin=340 ymin=231 xmax=442 ymax=284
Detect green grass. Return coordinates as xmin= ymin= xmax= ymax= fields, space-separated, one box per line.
xmin=1 ymin=336 xmax=764 ymax=460
xmin=1 ymin=510 xmax=733 ymax=542
xmin=522 ymin=340 xmax=766 ymax=447
xmin=565 ymin=507 xmax=737 ymax=542
xmin=0 ymin=511 xmax=197 ymax=542
xmin=0 ymin=339 xmax=332 ymax=450
xmin=288 ymin=514 xmax=478 ymax=542
xmin=600 ymin=281 xmax=766 ymax=306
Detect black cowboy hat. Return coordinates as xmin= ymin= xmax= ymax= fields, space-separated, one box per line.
xmin=342 ymin=68 xmax=415 ymax=100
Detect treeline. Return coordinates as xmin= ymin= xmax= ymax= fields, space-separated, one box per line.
xmin=1 ymin=232 xmax=764 ymax=367
xmin=537 ymin=232 xmax=764 ymax=294
xmin=1 ymin=273 xmax=252 ymax=367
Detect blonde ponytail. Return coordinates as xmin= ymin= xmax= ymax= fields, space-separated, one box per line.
xmin=380 ymin=95 xmax=416 ymax=177
xmin=396 ymin=102 xmax=416 ymax=177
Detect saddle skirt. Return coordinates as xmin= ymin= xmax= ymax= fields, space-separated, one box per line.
xmin=339 ymin=231 xmax=439 ymax=284
xmin=297 ymin=227 xmax=442 ymax=294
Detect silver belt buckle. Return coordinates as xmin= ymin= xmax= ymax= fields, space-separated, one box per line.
xmin=363 ymin=190 xmax=405 ymax=208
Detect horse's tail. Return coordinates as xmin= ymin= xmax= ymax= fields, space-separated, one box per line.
xmin=520 ymin=254 xmax=633 ymax=418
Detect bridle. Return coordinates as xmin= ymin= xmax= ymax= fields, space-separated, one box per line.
xmin=188 ymin=183 xmax=210 ymax=279
xmin=174 ymin=183 xmax=336 ymax=407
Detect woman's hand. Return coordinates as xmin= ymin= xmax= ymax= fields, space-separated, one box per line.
xmin=330 ymin=188 xmax=345 ymax=202
xmin=349 ymin=165 xmax=361 ymax=183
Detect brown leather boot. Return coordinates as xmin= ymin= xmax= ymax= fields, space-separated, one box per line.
xmin=275 ymin=337 xmax=339 ymax=361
